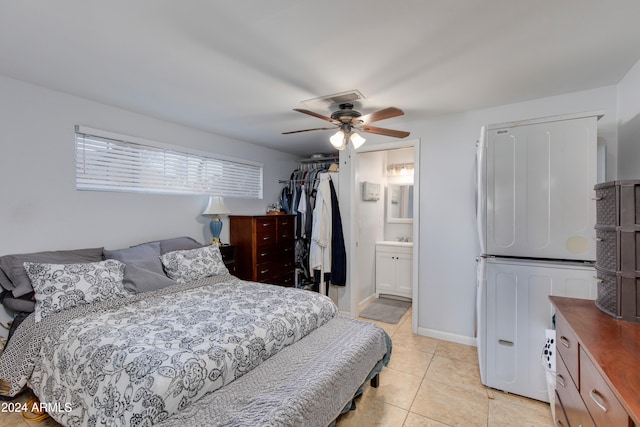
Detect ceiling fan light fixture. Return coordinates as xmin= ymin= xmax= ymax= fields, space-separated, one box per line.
xmin=350 ymin=132 xmax=366 ymax=149
xmin=330 ymin=130 xmax=346 ymax=150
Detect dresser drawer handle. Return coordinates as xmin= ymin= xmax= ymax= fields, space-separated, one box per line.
xmin=556 ymin=374 xmax=566 ymax=388
xmin=559 ymin=336 xmax=570 ymax=348
xmin=498 ymin=339 xmax=514 ymax=346
xmin=595 ymin=237 xmax=603 ymax=242
xmin=589 ymin=389 xmax=608 ymax=412
xmin=554 ymin=419 xmax=565 ymax=427
xmin=260 ymin=269 xmax=269 ymax=274
xmin=592 ymin=196 xmax=603 ymax=201
xmin=261 ymin=223 xmax=271 ymax=227
xmin=259 ymin=252 xmax=269 ymax=258
xmin=262 ymin=236 xmax=272 ymax=241
xmin=592 ymin=276 xmax=604 ymax=284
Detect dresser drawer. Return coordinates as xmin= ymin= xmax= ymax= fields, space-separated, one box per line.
xmin=595 ymin=228 xmax=617 ymax=271
xmin=579 ymin=348 xmax=629 ymax=427
xmin=556 ymin=311 xmax=580 ymax=388
xmin=255 ymin=217 xmax=277 ymax=231
xmin=255 ymin=261 xmax=278 ymax=282
xmin=255 ymin=229 xmax=277 ymax=248
xmin=595 ymin=184 xmax=617 ymax=227
xmin=554 ymin=391 xmax=570 ymax=427
xmin=556 ymin=352 xmax=595 ymax=427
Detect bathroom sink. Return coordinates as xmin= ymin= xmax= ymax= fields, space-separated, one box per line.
xmin=376 ymin=241 xmax=413 ymax=247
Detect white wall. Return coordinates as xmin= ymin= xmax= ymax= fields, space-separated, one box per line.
xmin=617 ymin=58 xmax=640 ymax=179
xmin=355 ymin=151 xmax=386 ymax=305
xmin=0 ymin=75 xmax=300 ymax=255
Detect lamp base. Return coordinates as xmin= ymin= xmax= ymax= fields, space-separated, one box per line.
xmin=209 ymin=216 xmax=223 ymax=246
xmin=210 ymin=237 xmax=221 ymax=245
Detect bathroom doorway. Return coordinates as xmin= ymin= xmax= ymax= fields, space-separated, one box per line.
xmin=349 ymin=139 xmax=419 ymax=333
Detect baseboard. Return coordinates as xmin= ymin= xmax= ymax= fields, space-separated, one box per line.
xmin=417 ymin=326 xmax=478 ymax=347
xmin=357 ymin=294 xmax=378 ymax=313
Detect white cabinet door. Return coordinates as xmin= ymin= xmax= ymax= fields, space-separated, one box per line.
xmin=375 ymin=244 xmax=413 ymax=299
xmin=484 ymin=115 xmax=597 ymax=261
xmin=375 ymin=251 xmax=397 ymax=294
xmin=395 ymin=252 xmax=413 ymax=297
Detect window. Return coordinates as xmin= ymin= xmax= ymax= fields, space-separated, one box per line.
xmin=75 ymin=126 xmax=263 ymax=199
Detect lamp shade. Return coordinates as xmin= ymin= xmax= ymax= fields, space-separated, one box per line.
xmin=201 ymin=196 xmax=231 ymax=215
xmin=350 ymin=132 xmax=366 ymax=149
xmin=330 ymin=130 xmax=346 ymax=150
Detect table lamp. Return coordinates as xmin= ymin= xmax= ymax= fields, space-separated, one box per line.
xmin=202 ymin=196 xmax=231 ymax=244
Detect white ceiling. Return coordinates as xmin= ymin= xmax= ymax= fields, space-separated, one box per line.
xmin=2 ymin=1 xmax=640 ymax=157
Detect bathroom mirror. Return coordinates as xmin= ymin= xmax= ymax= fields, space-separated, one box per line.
xmin=387 ymin=184 xmax=414 ymax=223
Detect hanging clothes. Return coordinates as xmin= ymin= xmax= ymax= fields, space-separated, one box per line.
xmin=278 ymin=159 xmax=342 ymax=291
xmin=309 ymin=174 xmax=332 ymax=277
xmin=329 ymin=178 xmax=346 ymax=286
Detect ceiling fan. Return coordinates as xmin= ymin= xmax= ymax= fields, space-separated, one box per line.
xmin=283 ymin=103 xmax=410 ymax=150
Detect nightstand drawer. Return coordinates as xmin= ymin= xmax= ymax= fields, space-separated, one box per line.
xmin=580 ymin=347 xmax=629 ymax=427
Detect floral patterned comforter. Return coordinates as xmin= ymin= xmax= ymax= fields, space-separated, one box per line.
xmin=0 ymin=274 xmax=338 ymax=426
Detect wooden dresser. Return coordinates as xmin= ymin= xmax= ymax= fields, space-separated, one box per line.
xmin=229 ymin=215 xmax=295 ymax=287
xmin=550 ymin=296 xmax=640 ymax=427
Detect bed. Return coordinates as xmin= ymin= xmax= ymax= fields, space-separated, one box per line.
xmin=0 ymin=238 xmax=391 ymax=426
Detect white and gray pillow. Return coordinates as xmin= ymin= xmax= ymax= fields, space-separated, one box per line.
xmin=160 ymin=245 xmax=229 ymax=284
xmin=24 ymin=259 xmax=131 ymax=322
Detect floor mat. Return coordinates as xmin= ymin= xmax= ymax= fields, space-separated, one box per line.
xmin=359 ymin=298 xmax=411 ymax=324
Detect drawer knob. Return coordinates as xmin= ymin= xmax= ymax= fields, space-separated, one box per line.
xmin=559 ymin=336 xmax=571 ymax=348
xmin=592 ymin=196 xmax=603 ymax=201
xmin=592 ymin=276 xmax=604 ymax=284
xmin=589 ymin=389 xmax=608 ymax=413
xmin=556 ymin=374 xmax=566 ymax=388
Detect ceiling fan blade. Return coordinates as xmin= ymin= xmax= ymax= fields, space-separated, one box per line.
xmin=293 ymin=109 xmax=341 ymax=125
xmin=282 ymin=127 xmax=335 ymax=135
xmin=359 ymin=107 xmax=404 ymax=124
xmin=359 ymin=125 xmax=410 ymax=138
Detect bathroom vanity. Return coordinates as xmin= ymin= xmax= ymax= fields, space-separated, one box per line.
xmin=375 ymin=242 xmax=413 ymax=299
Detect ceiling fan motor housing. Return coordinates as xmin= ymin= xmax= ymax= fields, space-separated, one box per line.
xmin=331 ymin=103 xmax=362 ymax=123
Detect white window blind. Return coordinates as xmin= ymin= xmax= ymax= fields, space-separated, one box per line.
xmin=75 ymin=126 xmax=263 ymax=198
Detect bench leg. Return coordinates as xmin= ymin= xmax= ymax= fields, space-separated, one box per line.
xmin=370 ymin=373 xmax=380 ymax=388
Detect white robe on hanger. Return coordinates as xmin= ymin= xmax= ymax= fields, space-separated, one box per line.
xmin=309 ymin=174 xmax=332 ymax=277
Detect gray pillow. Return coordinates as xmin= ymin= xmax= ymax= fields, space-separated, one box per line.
xmin=0 ymin=247 xmax=104 ymax=298
xmin=157 ymin=237 xmax=203 ymax=255
xmin=122 ymin=264 xmax=177 ymax=293
xmin=1 ymin=294 xmax=36 ymax=313
xmin=103 ymin=242 xmax=164 ymax=276
xmin=130 ymin=237 xmax=203 ymax=255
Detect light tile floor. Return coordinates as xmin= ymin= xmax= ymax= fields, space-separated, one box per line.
xmin=0 ymin=306 xmax=554 ymax=427
xmin=335 ymin=306 xmax=554 ymax=427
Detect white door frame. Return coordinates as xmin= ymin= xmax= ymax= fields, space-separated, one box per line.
xmin=348 ymin=139 xmax=420 ymax=334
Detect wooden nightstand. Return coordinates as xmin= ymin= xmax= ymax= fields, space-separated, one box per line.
xmin=218 ymin=244 xmax=237 ymax=275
